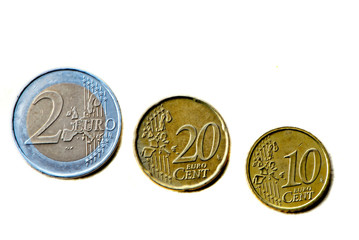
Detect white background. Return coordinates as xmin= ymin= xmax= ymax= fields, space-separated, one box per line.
xmin=0 ymin=1 xmax=357 ymax=239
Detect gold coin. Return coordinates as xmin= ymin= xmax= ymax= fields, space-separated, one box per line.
xmin=134 ymin=96 xmax=230 ymax=191
xmin=246 ymin=127 xmax=331 ymax=212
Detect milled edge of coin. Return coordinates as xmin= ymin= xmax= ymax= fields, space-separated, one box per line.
xmin=246 ymin=126 xmax=331 ymax=213
xmin=12 ymin=68 xmax=122 ymax=178
xmin=134 ymin=96 xmax=230 ymax=192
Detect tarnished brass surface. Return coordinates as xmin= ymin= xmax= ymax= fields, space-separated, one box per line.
xmin=134 ymin=96 xmax=230 ymax=191
xmin=246 ymin=127 xmax=331 ymax=212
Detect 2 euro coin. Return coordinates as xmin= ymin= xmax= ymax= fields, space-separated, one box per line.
xmin=12 ymin=68 xmax=122 ymax=178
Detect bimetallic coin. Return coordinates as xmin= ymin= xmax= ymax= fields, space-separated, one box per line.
xmin=134 ymin=96 xmax=230 ymax=191
xmin=13 ymin=69 xmax=121 ymax=178
xmin=246 ymin=127 xmax=331 ymax=212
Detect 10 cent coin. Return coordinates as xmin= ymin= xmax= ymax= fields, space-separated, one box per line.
xmin=12 ymin=68 xmax=122 ymax=178
xmin=246 ymin=127 xmax=331 ymax=212
xmin=134 ymin=96 xmax=230 ymax=191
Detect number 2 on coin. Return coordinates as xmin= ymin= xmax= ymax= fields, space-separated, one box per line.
xmin=172 ymin=122 xmax=221 ymax=164
xmin=24 ymin=91 xmax=63 ymax=145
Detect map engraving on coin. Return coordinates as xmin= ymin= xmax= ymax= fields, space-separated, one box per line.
xmin=134 ymin=96 xmax=230 ymax=191
xmin=246 ymin=127 xmax=331 ymax=212
xmin=13 ymin=69 xmax=121 ymax=178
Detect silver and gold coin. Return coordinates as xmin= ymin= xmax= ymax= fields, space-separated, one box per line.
xmin=246 ymin=127 xmax=331 ymax=212
xmin=12 ymin=68 xmax=122 ymax=178
xmin=134 ymin=96 xmax=230 ymax=191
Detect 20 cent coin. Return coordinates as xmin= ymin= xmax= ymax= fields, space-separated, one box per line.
xmin=134 ymin=96 xmax=230 ymax=191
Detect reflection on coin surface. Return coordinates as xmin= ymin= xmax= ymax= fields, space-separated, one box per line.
xmin=246 ymin=127 xmax=331 ymax=212
xmin=13 ymin=69 xmax=121 ymax=178
xmin=135 ymin=96 xmax=230 ymax=191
